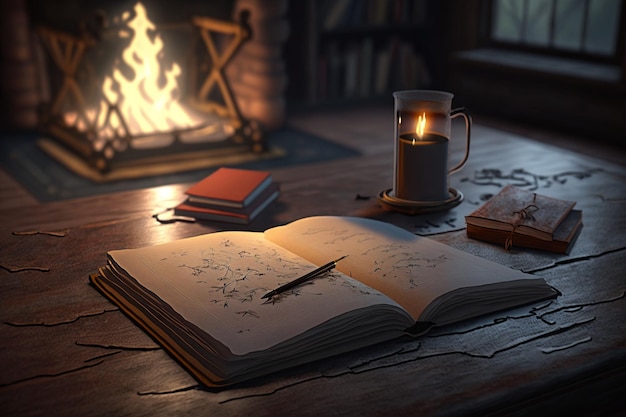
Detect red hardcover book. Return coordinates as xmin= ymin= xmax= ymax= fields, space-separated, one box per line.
xmin=185 ymin=168 xmax=273 ymax=208
xmin=175 ymin=183 xmax=279 ymax=224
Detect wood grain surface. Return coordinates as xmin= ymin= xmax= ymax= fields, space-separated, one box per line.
xmin=1 ymin=107 xmax=625 ymax=417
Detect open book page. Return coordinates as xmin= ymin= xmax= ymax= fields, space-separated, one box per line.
xmin=107 ymin=231 xmax=407 ymax=356
xmin=265 ymin=216 xmax=544 ymax=323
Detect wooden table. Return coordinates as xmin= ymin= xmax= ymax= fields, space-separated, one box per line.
xmin=1 ymin=107 xmax=625 ymax=416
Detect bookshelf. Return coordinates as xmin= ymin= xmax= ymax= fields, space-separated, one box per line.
xmin=285 ymin=0 xmax=438 ymax=107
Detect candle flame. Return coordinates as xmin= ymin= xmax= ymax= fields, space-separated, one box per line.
xmin=416 ymin=112 xmax=426 ymax=138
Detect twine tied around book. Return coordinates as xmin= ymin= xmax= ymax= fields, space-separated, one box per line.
xmin=505 ymin=193 xmax=539 ymax=251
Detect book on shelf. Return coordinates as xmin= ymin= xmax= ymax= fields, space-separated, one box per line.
xmin=319 ymin=36 xmax=427 ymax=100
xmin=322 ymin=0 xmax=352 ymax=30
xmin=184 ymin=167 xmax=273 ymax=208
xmin=374 ymin=47 xmax=391 ymax=94
xmin=344 ymin=42 xmax=359 ymax=97
xmin=327 ymin=41 xmax=341 ymax=98
xmin=175 ymin=182 xmax=280 ymax=225
xmin=465 ymin=185 xmax=582 ymax=253
xmin=90 ymin=216 xmax=558 ymax=388
xmin=322 ymin=0 xmax=428 ymax=30
xmin=358 ymin=36 xmax=374 ymax=97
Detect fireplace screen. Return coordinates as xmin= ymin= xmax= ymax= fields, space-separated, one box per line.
xmin=36 ymin=2 xmax=267 ymax=180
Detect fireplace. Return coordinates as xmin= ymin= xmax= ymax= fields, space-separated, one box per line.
xmin=2 ymin=0 xmax=288 ymax=181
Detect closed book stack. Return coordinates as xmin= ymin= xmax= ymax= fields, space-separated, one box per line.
xmin=174 ymin=168 xmax=279 ymax=224
xmin=465 ymin=185 xmax=582 ymax=253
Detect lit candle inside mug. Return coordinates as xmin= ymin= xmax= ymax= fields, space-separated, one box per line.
xmin=395 ymin=112 xmax=450 ymax=202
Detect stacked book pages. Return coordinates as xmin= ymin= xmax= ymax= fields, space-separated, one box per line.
xmin=174 ymin=167 xmax=279 ymax=224
xmin=465 ymin=185 xmax=582 ymax=254
xmin=91 ymin=216 xmax=558 ymax=387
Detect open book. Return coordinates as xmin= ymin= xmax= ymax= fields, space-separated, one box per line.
xmin=90 ymin=216 xmax=558 ymax=387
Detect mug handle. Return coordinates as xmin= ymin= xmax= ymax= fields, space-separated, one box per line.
xmin=449 ymin=107 xmax=471 ymax=174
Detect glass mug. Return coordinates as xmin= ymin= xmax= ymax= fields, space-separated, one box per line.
xmin=392 ymin=90 xmax=471 ymax=202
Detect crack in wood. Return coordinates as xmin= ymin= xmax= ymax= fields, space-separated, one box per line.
xmin=12 ymin=230 xmax=68 ymax=237
xmin=137 ymin=384 xmax=201 ymax=396
xmin=79 ymin=214 xmax=149 ymax=229
xmin=339 ymin=345 xmax=418 ymax=372
xmin=0 ymin=360 xmax=104 ymax=388
xmin=428 ymin=310 xmax=540 ymax=337
xmin=4 ymin=308 xmax=119 ymax=327
xmin=75 ymin=341 xmax=161 ymax=351
xmin=0 ymin=264 xmax=50 ymax=273
xmin=540 ymin=336 xmax=592 ymax=353
xmin=523 ymin=247 xmax=626 ymax=274
xmin=1 ymin=349 xmax=126 ymax=388
xmin=84 ymin=350 xmax=123 ymax=362
xmin=537 ymin=290 xmax=625 ymax=325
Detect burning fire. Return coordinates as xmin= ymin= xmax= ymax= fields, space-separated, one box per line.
xmin=98 ymin=2 xmax=202 ymax=136
xmin=413 ymin=112 xmax=426 ymax=144
xmin=68 ymin=2 xmax=206 ymax=144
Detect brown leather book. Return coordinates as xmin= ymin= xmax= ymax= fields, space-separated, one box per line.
xmin=465 ymin=185 xmax=582 ymax=253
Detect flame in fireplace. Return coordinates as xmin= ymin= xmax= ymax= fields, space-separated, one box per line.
xmin=96 ymin=2 xmax=202 ymax=139
xmin=64 ymin=1 xmax=233 ymax=147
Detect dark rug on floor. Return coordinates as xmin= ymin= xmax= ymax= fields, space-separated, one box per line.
xmin=0 ymin=127 xmax=360 ymax=202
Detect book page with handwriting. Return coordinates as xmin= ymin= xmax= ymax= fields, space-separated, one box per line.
xmin=108 ymin=231 xmax=410 ymax=356
xmin=265 ymin=216 xmax=536 ymax=322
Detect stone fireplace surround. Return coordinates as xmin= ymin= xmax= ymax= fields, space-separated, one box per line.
xmin=0 ymin=0 xmax=289 ymax=132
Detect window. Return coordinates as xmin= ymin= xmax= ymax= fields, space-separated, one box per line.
xmin=490 ymin=0 xmax=623 ymax=60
